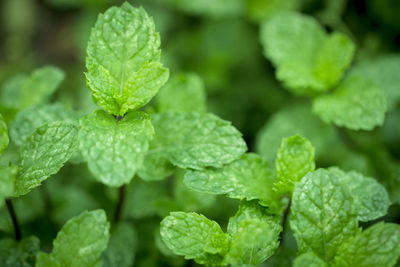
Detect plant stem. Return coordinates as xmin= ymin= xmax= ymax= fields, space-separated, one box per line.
xmin=114 ymin=184 xmax=126 ymax=223
xmin=279 ymin=199 xmax=291 ymax=247
xmin=5 ymin=198 xmax=21 ymax=241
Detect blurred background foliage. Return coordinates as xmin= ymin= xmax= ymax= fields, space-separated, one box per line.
xmin=1 ymin=0 xmax=400 ymax=266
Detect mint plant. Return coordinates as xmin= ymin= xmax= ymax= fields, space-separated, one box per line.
xmin=0 ymin=1 xmax=400 ymax=267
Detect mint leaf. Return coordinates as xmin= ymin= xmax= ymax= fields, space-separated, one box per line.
xmin=1 ymin=66 xmax=64 ymax=110
xmin=10 ymin=103 xmax=81 ymax=146
xmin=36 ymin=210 xmax=110 ymax=267
xmin=293 ymin=252 xmax=327 ymax=267
xmin=275 ymin=135 xmax=315 ymax=193
xmin=79 ymin=110 xmax=154 ymax=187
xmin=86 ymin=2 xmax=169 ymax=116
xmin=150 ymin=111 xmax=247 ymax=170
xmin=0 ymin=236 xmax=40 ymax=267
xmin=102 ymin=223 xmax=137 ymax=267
xmin=160 ymin=212 xmax=229 ymax=262
xmin=260 ymin=12 xmax=355 ymax=95
xmin=0 ymin=165 xmax=18 ymax=207
xmin=15 ymin=122 xmax=78 ymax=196
xmin=290 ymin=169 xmax=359 ymax=263
xmin=156 ymin=72 xmax=206 ymax=113
xmin=0 ymin=113 xmax=9 ymax=154
xmin=328 ymin=167 xmax=390 ymax=222
xmin=225 ymin=201 xmax=282 ymax=265
xmin=227 ymin=201 xmax=280 ymax=237
xmin=335 ymin=222 xmax=400 ymax=267
xmin=312 ymin=76 xmax=387 ymax=130
xmin=184 ymin=153 xmax=282 ymax=211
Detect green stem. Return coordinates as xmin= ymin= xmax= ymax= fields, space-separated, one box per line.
xmin=114 ymin=184 xmax=126 ymax=223
xmin=5 ymin=198 xmax=21 ymax=241
xmin=279 ymin=199 xmax=291 ymax=247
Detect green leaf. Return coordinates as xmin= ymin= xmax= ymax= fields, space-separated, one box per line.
xmin=335 ymin=223 xmax=400 ymax=267
xmin=227 ymin=201 xmax=280 ymax=237
xmin=328 ymin=167 xmax=390 ymax=222
xmin=0 ymin=165 xmax=18 ymax=208
xmin=160 ymin=212 xmax=229 ymax=262
xmin=275 ymin=135 xmax=315 ymax=193
xmin=293 ymin=252 xmax=327 ymax=267
xmin=225 ymin=201 xmax=282 ymax=265
xmin=36 ymin=210 xmax=110 ymax=267
xmin=86 ymin=2 xmax=169 ymax=116
xmin=0 ymin=236 xmax=40 ymax=267
xmin=312 ymin=76 xmax=387 ymax=130
xmin=256 ymin=103 xmax=338 ymax=163
xmin=348 ymin=55 xmax=400 ymax=111
xmin=156 ymin=72 xmax=206 ymax=113
xmin=290 ymin=169 xmax=359 ymax=263
xmin=0 ymin=113 xmax=9 ymax=154
xmin=260 ymin=12 xmax=355 ymax=95
xmin=15 ymin=122 xmax=78 ymax=196
xmin=79 ymin=110 xmax=154 ymax=187
xmin=184 ymin=153 xmax=283 ymax=211
xmin=10 ymin=103 xmax=81 ymax=146
xmin=102 ymin=223 xmax=137 ymax=267
xmin=150 ymin=111 xmax=247 ymax=170
xmin=0 ymin=66 xmax=64 ymax=110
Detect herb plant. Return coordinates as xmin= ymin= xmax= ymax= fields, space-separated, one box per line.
xmin=1 ymin=0 xmax=400 ymax=266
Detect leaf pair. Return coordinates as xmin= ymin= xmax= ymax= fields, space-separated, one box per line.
xmin=160 ymin=201 xmax=281 ymax=266
xmin=261 ymin=12 xmax=388 ymax=130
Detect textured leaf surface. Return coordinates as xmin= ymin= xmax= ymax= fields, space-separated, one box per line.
xmin=37 ymin=210 xmax=110 ymax=267
xmin=0 ymin=165 xmax=18 ymax=207
xmin=151 ymin=111 xmax=247 ymax=170
xmin=10 ymin=103 xmax=81 ymax=146
xmin=293 ymin=252 xmax=327 ymax=267
xmin=15 ymin=122 xmax=78 ymax=196
xmin=0 ymin=66 xmax=64 ymax=110
xmin=79 ymin=110 xmax=154 ymax=187
xmin=0 ymin=236 xmax=40 ymax=267
xmin=335 ymin=223 xmax=400 ymax=267
xmin=328 ymin=167 xmax=390 ymax=222
xmin=225 ymin=201 xmax=282 ymax=265
xmin=184 ymin=153 xmax=281 ymax=210
xmin=156 ymin=72 xmax=206 ymax=113
xmin=275 ymin=135 xmax=315 ymax=193
xmin=0 ymin=114 xmax=9 ymax=154
xmin=256 ymin=103 xmax=338 ymax=163
xmin=260 ymin=12 xmax=354 ymax=95
xmin=86 ymin=2 xmax=169 ymax=115
xmin=160 ymin=212 xmax=229 ymax=261
xmin=312 ymin=76 xmax=387 ymax=130
xmin=290 ymin=169 xmax=359 ymax=263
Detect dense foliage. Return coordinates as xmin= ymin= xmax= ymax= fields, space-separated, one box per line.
xmin=1 ymin=0 xmax=400 ymax=266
